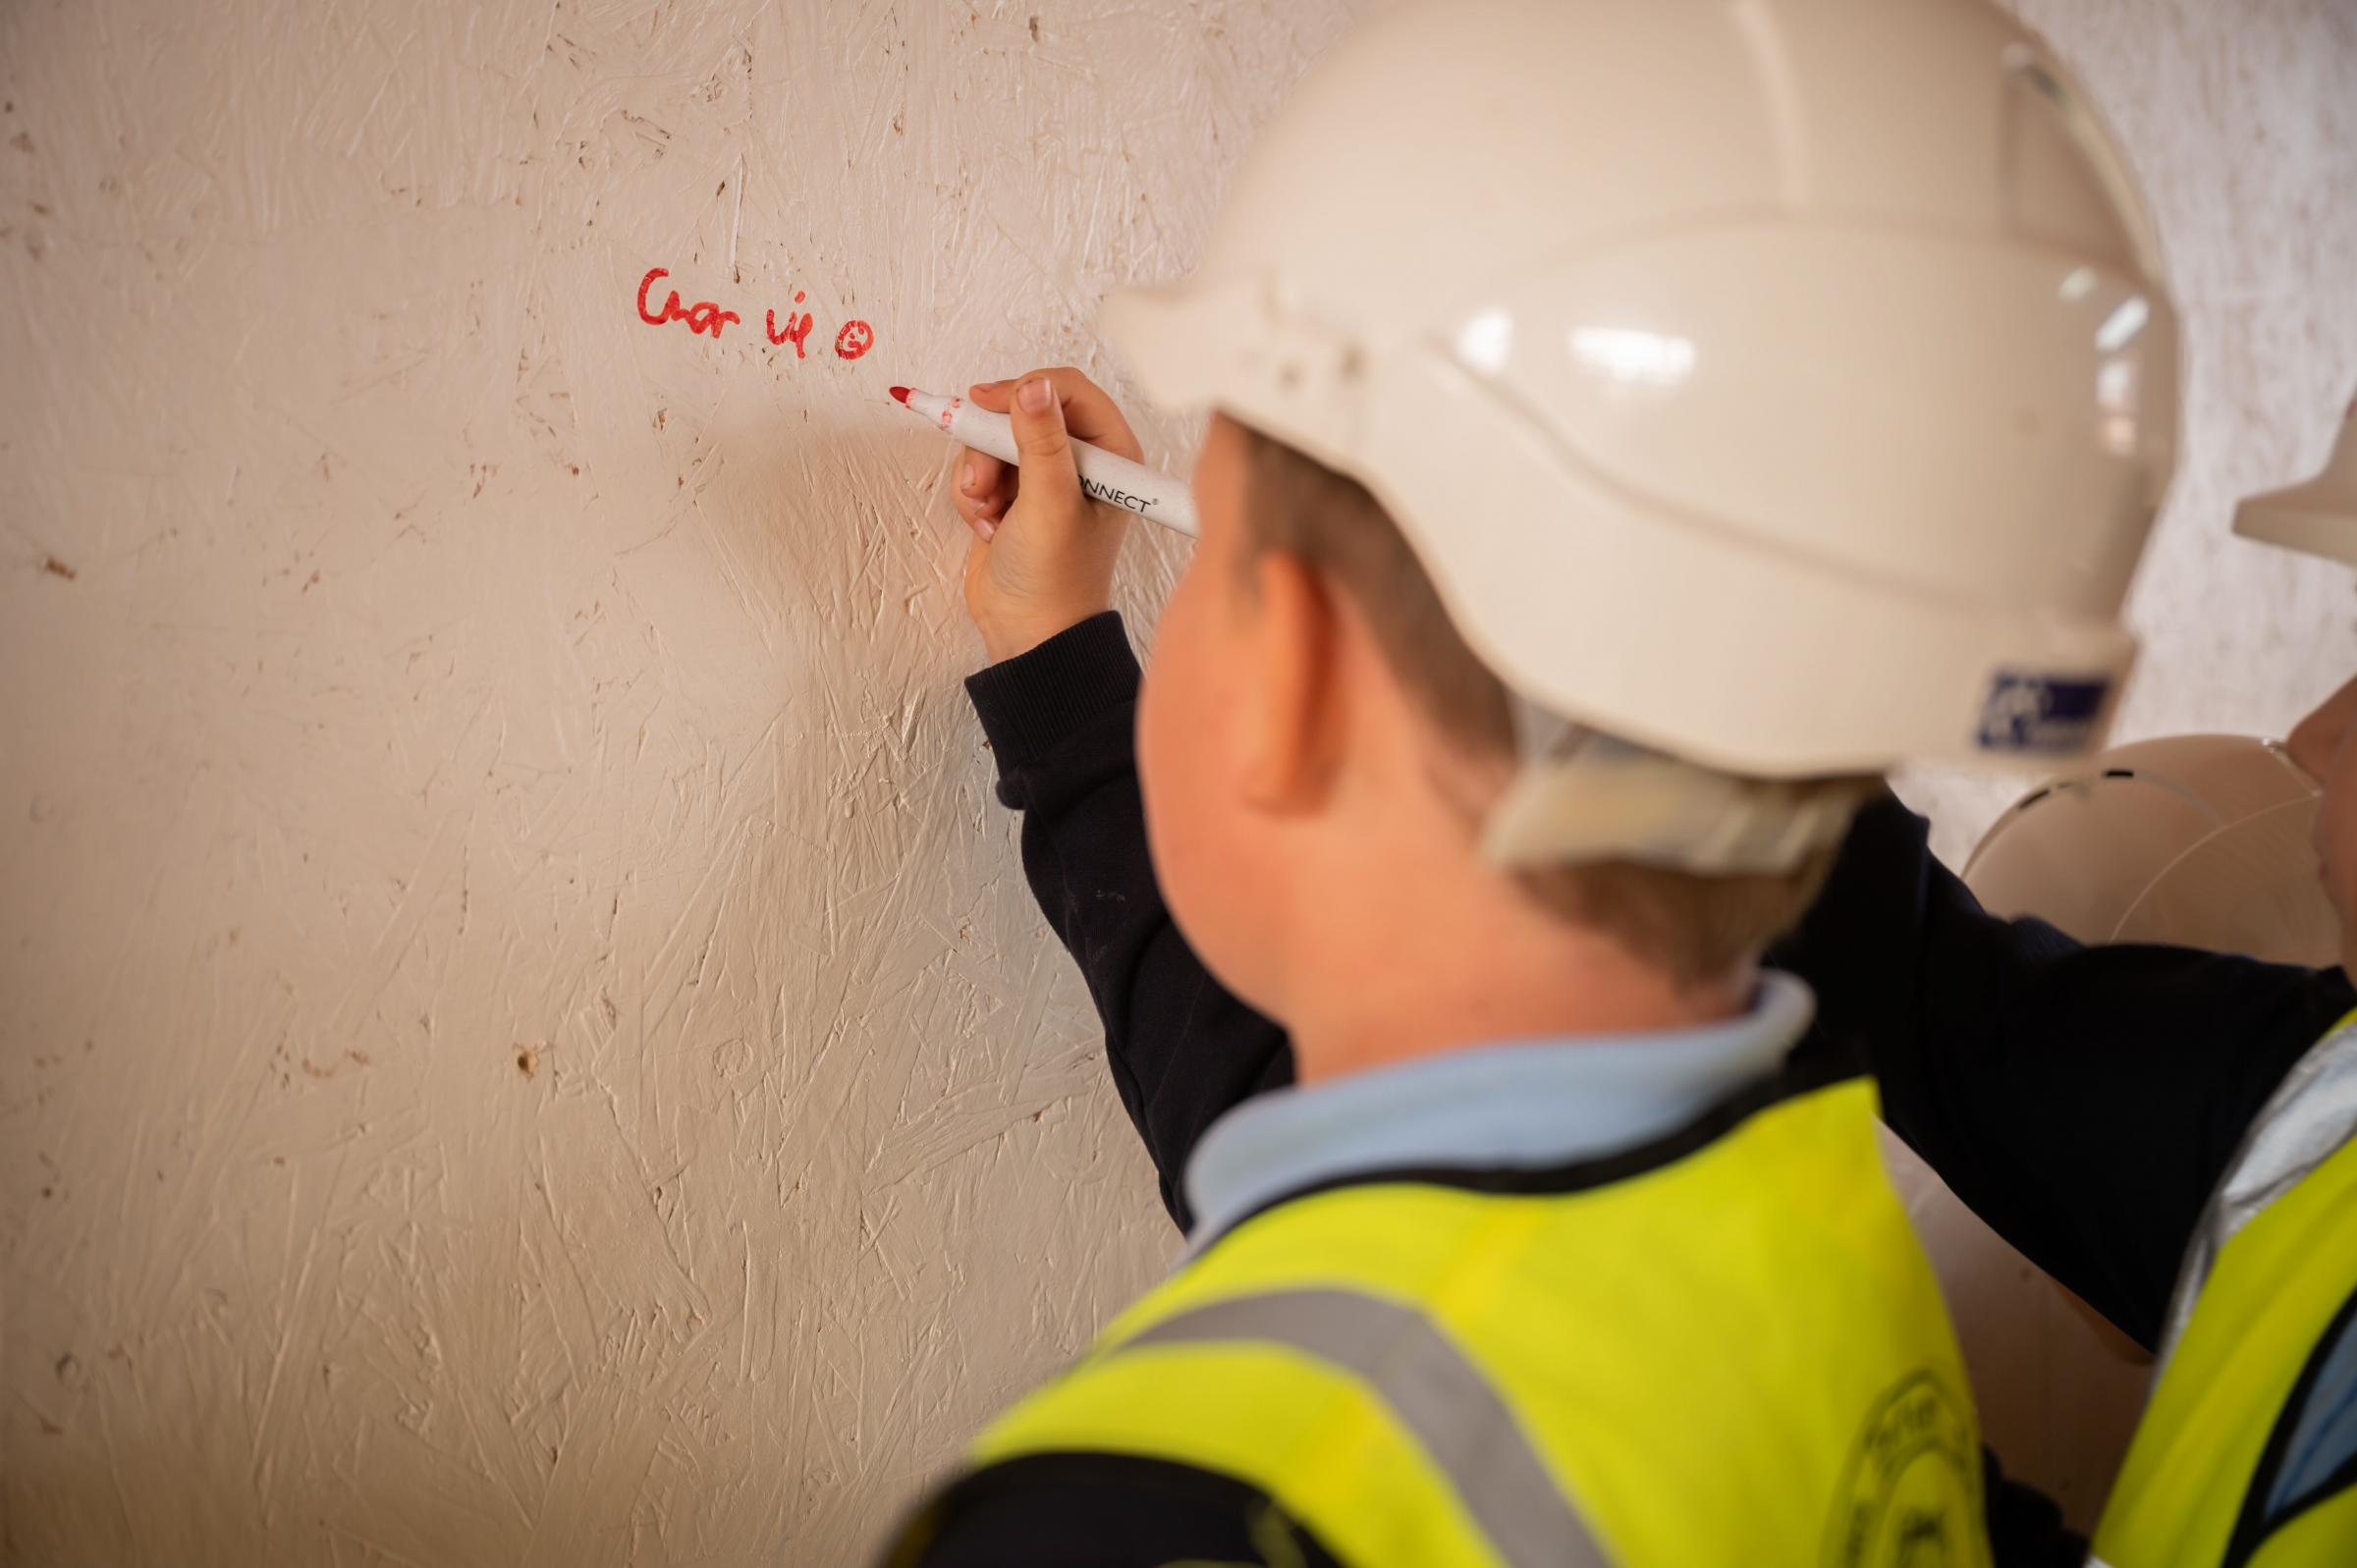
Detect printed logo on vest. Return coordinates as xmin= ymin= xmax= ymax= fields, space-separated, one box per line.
xmin=1975 ymin=671 xmax=2111 ymax=754
xmin=1823 ymin=1370 xmax=1983 ymax=1567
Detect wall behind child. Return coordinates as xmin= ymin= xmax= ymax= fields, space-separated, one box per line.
xmin=1 ymin=1 xmax=2350 ymax=1563
xmin=0 ymin=3 xmax=1374 ymax=1562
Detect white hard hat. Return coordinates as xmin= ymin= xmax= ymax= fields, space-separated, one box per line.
xmin=1962 ymin=733 xmax=2335 ymax=966
xmin=2234 ymin=396 xmax=2357 ymax=568
xmin=1106 ymin=0 xmax=2179 ymax=791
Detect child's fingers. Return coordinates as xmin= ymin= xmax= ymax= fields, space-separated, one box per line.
xmin=957 ymin=501 xmax=997 ymax=543
xmin=972 ymin=460 xmax=1014 ymax=541
xmin=973 ymin=483 xmax=1016 ymax=528
xmin=949 ymin=470 xmax=986 ymax=527
xmin=1031 ymin=368 xmax=1144 ymax=461
xmin=950 ymin=453 xmax=1010 ymax=525
xmin=975 ymin=369 xmax=1142 ymax=461
xmin=950 ymin=466 xmax=1003 ymax=543
xmin=1006 ymin=374 xmax=1084 ymax=516
xmin=961 ymin=450 xmax=1010 ymax=501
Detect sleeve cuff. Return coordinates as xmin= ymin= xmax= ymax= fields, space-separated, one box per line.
xmin=963 ymin=612 xmax=1142 ymax=770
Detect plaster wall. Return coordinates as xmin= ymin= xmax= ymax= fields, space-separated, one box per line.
xmin=2 ymin=0 xmax=2352 ymax=1562
xmin=1 ymin=4 xmax=1370 ymax=1561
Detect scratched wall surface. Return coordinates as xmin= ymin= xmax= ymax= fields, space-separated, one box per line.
xmin=0 ymin=2 xmax=1374 ymax=1563
xmin=3 ymin=1 xmax=2354 ymax=1564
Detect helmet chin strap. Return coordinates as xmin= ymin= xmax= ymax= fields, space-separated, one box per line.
xmin=1481 ymin=700 xmax=1878 ymax=876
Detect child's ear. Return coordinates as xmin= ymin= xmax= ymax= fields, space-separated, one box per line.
xmin=1237 ymin=549 xmax=1342 ymax=813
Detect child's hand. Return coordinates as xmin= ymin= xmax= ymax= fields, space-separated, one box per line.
xmin=954 ymin=368 xmax=1145 ymax=664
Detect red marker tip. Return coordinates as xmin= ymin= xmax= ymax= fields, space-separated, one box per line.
xmin=888 ymin=386 xmax=910 ymax=405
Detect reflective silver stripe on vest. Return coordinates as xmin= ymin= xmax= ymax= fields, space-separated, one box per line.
xmin=2157 ymin=1013 xmax=2357 ymax=1364
xmin=1113 ymin=1287 xmax=1607 ymax=1568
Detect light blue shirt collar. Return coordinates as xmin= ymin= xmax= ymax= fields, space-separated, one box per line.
xmin=1182 ymin=970 xmax=1818 ymax=1253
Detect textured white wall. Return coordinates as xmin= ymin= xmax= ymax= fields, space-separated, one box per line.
xmin=0 ymin=3 xmax=1371 ymax=1562
xmin=2 ymin=2 xmax=2351 ymax=1565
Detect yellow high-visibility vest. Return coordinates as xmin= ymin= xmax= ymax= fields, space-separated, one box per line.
xmin=895 ymin=1077 xmax=1993 ymax=1566
xmin=2092 ymin=1013 xmax=2357 ymax=1568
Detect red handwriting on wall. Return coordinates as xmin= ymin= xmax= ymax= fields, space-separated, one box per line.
xmin=636 ymin=266 xmax=876 ymax=361
xmin=765 ymin=293 xmax=813 ymax=355
xmin=637 ymin=269 xmax=740 ymax=338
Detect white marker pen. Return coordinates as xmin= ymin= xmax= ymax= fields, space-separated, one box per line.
xmin=891 ymin=385 xmax=1198 ymax=538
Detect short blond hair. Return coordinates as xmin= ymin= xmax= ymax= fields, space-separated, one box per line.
xmin=1233 ymin=424 xmax=1867 ymax=989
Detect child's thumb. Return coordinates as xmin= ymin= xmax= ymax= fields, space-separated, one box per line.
xmin=1010 ymin=377 xmax=1082 ymax=514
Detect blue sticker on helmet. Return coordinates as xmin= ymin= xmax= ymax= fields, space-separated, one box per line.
xmin=1977 ymin=672 xmax=2112 ymax=753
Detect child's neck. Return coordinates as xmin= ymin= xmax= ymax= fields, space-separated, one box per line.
xmin=1284 ymin=929 xmax=1754 ymax=1087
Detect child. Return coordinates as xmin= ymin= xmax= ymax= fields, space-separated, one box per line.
xmin=882 ymin=1 xmax=2184 ymax=1561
